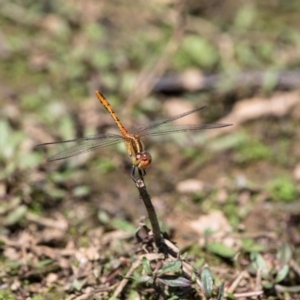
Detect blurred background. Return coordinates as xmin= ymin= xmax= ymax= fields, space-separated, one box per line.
xmin=1 ymin=0 xmax=300 ymax=298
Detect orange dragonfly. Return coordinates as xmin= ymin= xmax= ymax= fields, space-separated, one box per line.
xmin=38 ymin=91 xmax=231 ymax=180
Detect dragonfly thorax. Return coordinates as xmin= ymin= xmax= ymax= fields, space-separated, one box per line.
xmin=133 ymin=152 xmax=152 ymax=170
xmin=125 ymin=134 xmax=145 ymax=157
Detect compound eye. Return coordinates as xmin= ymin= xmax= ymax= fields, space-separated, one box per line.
xmin=135 ymin=152 xmax=152 ymax=169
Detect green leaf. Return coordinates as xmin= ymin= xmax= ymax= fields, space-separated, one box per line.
xmin=157 ymin=260 xmax=182 ymax=276
xmin=234 ymin=4 xmax=257 ymax=30
xmin=72 ymin=186 xmax=90 ymax=197
xmin=158 ymin=275 xmax=192 ymax=287
xmin=217 ymin=282 xmax=225 ymax=300
xmin=250 ymin=253 xmax=270 ymax=279
xmin=72 ymin=279 xmax=86 ymax=291
xmin=97 ymin=211 xmax=110 ymax=224
xmin=206 ymin=242 xmax=236 ymax=258
xmin=277 ymin=242 xmax=292 ymax=265
xmin=165 ymin=296 xmax=180 ymax=300
xmin=0 ymin=120 xmax=10 ymax=150
xmin=111 ymin=218 xmax=135 ymax=232
xmin=35 ymin=259 xmax=53 ymax=268
xmin=242 ymin=238 xmax=264 ymax=253
xmin=201 ymin=267 xmax=214 ymax=298
xmin=255 ymin=254 xmax=269 ymax=278
xmin=19 ymin=152 xmax=42 ymax=169
xmin=262 ymin=70 xmax=278 ymax=92
xmin=83 ymin=22 xmax=105 ymax=41
xmin=274 ymin=285 xmax=300 ymax=293
xmin=142 ymin=257 xmax=152 ymax=276
xmin=176 ymin=35 xmax=218 ymax=69
xmin=59 ymin=116 xmax=75 ymax=140
xmin=124 ymin=274 xmax=153 ymax=284
xmin=48 ymin=187 xmax=66 ymax=198
xmin=0 ymin=120 xmax=25 ymax=161
xmin=5 ymin=205 xmax=27 ymax=225
xmin=275 ymin=265 xmax=289 ymax=283
xmin=268 ymin=176 xmax=297 ymax=202
xmin=137 ymin=275 xmax=153 ymax=284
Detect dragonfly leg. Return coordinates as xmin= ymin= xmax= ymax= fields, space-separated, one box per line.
xmin=131 ymin=166 xmax=137 ymax=182
xmin=139 ymin=168 xmax=146 ymax=178
xmin=131 ymin=166 xmax=146 ymax=182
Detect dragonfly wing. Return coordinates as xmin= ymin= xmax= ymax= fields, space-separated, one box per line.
xmin=135 ymin=106 xmax=207 ymax=134
xmin=37 ymin=134 xmax=125 ymax=161
xmin=139 ymin=123 xmax=232 ymax=137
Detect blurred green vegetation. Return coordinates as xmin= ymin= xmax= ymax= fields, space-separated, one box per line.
xmin=268 ymin=175 xmax=298 ymax=202
xmin=1 ymin=0 xmax=300 ymax=299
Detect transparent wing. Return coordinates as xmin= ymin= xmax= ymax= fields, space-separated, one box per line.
xmin=36 ymin=133 xmax=125 ymax=161
xmin=138 ymin=123 xmax=232 ymax=137
xmin=135 ymin=106 xmax=207 ymax=134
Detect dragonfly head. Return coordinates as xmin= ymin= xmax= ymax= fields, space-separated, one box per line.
xmin=134 ymin=152 xmax=152 ymax=169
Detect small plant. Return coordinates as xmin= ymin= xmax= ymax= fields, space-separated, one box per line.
xmin=124 ymin=255 xmax=224 ymax=299
xmin=247 ymin=243 xmax=297 ymax=293
xmin=268 ymin=176 xmax=298 ymax=202
xmin=235 ymin=137 xmax=271 ymax=164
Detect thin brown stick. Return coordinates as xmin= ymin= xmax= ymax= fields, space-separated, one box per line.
xmin=227 ymin=270 xmax=248 ymax=294
xmin=135 ymin=178 xmax=164 ymax=250
xmin=290 ymin=259 xmax=300 ymax=278
xmin=233 ymin=291 xmax=264 ymax=298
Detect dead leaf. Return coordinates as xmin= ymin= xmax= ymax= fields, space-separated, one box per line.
xmin=176 ymin=179 xmax=205 ymax=194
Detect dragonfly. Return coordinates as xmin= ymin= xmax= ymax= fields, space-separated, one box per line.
xmin=38 ymin=91 xmax=232 ymax=181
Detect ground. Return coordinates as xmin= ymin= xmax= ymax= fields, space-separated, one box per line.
xmin=0 ymin=1 xmax=300 ymax=299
